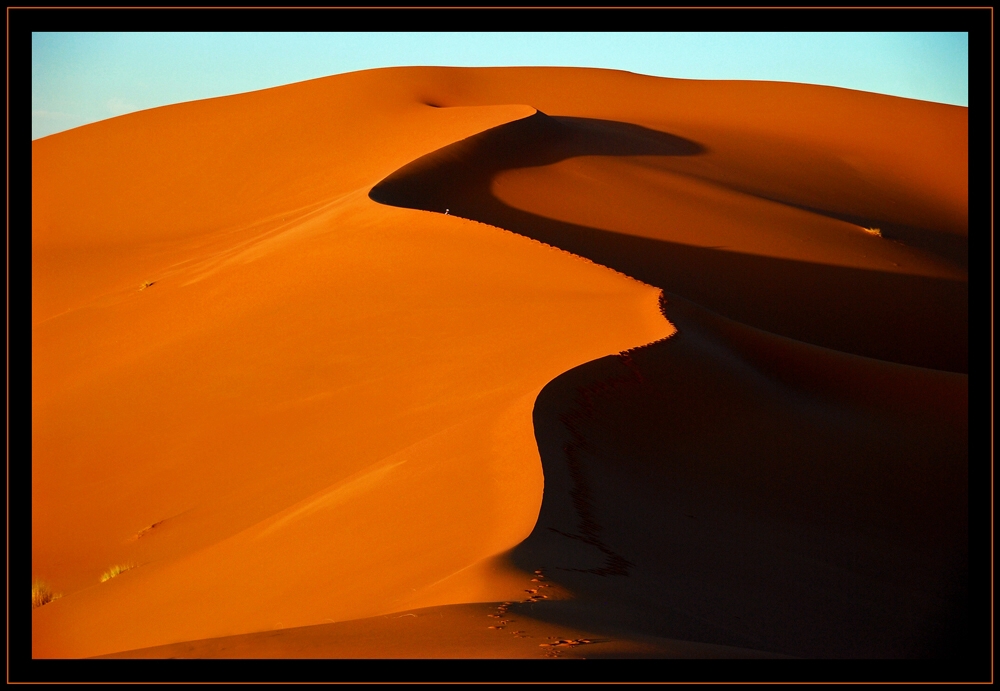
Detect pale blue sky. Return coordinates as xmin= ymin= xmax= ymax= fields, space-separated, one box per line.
xmin=32 ymin=32 xmax=968 ymax=140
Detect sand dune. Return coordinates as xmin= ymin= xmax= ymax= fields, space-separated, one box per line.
xmin=32 ymin=67 xmax=966 ymax=659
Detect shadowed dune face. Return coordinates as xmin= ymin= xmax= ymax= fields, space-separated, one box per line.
xmin=514 ymin=296 xmax=967 ymax=658
xmin=33 ymin=67 xmax=966 ymax=659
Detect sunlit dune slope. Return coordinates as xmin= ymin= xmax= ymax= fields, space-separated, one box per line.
xmin=32 ymin=69 xmax=670 ymax=658
xmin=33 ymin=66 xmax=966 ymax=659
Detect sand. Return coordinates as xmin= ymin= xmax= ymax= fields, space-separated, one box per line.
xmin=32 ymin=67 xmax=966 ymax=659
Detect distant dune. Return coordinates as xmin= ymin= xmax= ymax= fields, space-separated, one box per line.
xmin=32 ymin=67 xmax=966 ymax=659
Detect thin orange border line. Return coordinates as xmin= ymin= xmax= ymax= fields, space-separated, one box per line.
xmin=14 ymin=9 xmax=991 ymax=682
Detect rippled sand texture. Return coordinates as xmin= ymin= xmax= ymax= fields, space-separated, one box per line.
xmin=33 ymin=67 xmax=966 ymax=659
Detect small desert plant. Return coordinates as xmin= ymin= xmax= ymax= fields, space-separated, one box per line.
xmin=32 ymin=579 xmax=61 ymax=608
xmin=138 ymin=280 xmax=155 ymax=291
xmin=863 ymin=226 xmax=882 ymax=237
xmin=100 ymin=562 xmax=137 ymax=583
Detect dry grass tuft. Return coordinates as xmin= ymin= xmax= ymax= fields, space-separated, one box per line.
xmin=32 ymin=580 xmax=61 ymax=608
xmin=100 ymin=562 xmax=137 ymax=583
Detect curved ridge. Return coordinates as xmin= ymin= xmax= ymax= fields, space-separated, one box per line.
xmin=369 ymin=109 xmax=966 ymax=374
xmin=371 ymin=109 xmax=693 ymax=297
xmin=368 ymin=108 xmax=685 ymax=579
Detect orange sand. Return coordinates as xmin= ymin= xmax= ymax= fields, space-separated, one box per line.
xmin=32 ymin=67 xmax=966 ymax=659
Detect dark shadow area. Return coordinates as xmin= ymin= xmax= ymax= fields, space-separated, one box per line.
xmin=371 ymin=111 xmax=967 ymax=374
xmin=512 ymin=295 xmax=968 ymax=659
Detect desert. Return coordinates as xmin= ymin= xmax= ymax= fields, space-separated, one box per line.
xmin=31 ymin=66 xmax=967 ymax=660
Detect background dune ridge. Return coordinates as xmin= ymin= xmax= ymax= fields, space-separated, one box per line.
xmin=32 ymin=67 xmax=966 ymax=659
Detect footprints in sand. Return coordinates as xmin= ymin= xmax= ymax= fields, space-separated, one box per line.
xmin=524 ymin=568 xmax=553 ymax=603
xmin=487 ymin=600 xmax=514 ymax=630
xmin=483 ymin=569 xmax=596 ymax=656
xmin=539 ymin=638 xmax=597 ymax=658
xmin=540 ymin=638 xmax=593 ymax=649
